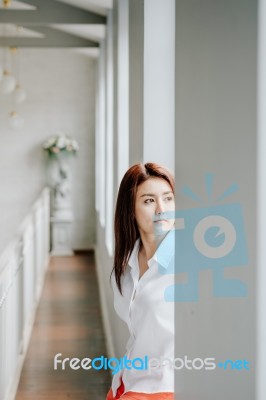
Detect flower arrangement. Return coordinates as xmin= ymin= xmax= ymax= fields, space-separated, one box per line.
xmin=43 ymin=133 xmax=79 ymax=156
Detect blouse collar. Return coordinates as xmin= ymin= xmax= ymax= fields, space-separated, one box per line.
xmin=128 ymin=229 xmax=175 ymax=271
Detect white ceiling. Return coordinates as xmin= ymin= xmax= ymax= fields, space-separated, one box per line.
xmin=51 ymin=24 xmax=106 ymax=42
xmin=0 ymin=23 xmax=44 ymax=37
xmin=0 ymin=0 xmax=113 ymax=13
xmin=57 ymin=0 xmax=113 ymax=15
xmin=0 ymin=1 xmax=36 ymax=9
xmin=1 ymin=0 xmax=112 ymax=57
xmin=56 ymin=0 xmax=112 ymax=57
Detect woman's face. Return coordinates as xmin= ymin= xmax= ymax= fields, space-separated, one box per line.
xmin=134 ymin=177 xmax=175 ymax=236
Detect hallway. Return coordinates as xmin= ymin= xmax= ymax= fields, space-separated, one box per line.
xmin=15 ymin=253 xmax=111 ymax=400
xmin=0 ymin=0 xmax=262 ymax=399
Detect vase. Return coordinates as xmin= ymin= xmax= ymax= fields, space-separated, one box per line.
xmin=47 ymin=151 xmax=74 ymax=256
xmin=47 ymin=152 xmax=73 ymax=218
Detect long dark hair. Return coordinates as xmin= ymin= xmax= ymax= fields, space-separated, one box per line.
xmin=110 ymin=162 xmax=175 ymax=295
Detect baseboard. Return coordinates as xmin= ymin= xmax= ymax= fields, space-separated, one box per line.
xmin=73 ymin=248 xmax=94 ymax=254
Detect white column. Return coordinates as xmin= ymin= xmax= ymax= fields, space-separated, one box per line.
xmin=257 ymin=0 xmax=266 ymax=398
xmin=117 ymin=0 xmax=129 ymax=184
xmin=128 ymin=0 xmax=175 ymax=170
xmin=105 ymin=9 xmax=114 ymax=255
xmin=128 ymin=0 xmax=144 ymax=165
xmin=98 ymin=39 xmax=106 ymax=227
xmin=143 ymin=0 xmax=175 ymax=172
xmin=175 ymin=0 xmax=256 ymax=399
xmin=95 ymin=53 xmax=100 ymax=213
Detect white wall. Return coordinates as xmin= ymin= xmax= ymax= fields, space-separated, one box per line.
xmin=175 ymin=0 xmax=256 ymax=399
xmin=0 ymin=49 xmax=96 ymax=253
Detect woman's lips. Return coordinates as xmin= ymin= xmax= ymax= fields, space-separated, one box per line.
xmin=154 ymin=219 xmax=167 ymax=223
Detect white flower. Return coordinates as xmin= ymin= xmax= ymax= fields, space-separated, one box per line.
xmin=56 ymin=135 xmax=66 ymax=149
xmin=43 ymin=134 xmax=79 ymax=154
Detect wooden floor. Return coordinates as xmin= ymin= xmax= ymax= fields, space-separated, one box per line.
xmin=15 ymin=253 xmax=112 ymax=400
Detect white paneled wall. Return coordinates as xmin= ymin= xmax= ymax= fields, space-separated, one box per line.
xmin=0 ymin=49 xmax=96 ymax=251
xmin=0 ymin=188 xmax=50 ymax=400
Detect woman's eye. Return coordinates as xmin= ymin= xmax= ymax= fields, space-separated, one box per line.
xmin=144 ymin=198 xmax=154 ymax=204
xmin=165 ymin=196 xmax=174 ymax=201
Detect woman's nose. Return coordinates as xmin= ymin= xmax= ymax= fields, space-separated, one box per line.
xmin=155 ymin=200 xmax=165 ymax=214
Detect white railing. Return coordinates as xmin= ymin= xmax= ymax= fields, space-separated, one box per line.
xmin=0 ymin=188 xmax=50 ymax=400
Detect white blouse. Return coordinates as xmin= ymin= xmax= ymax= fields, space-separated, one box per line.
xmin=110 ymin=229 xmax=175 ymax=397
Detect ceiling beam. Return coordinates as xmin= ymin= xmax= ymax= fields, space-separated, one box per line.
xmin=0 ymin=25 xmax=99 ymax=47
xmin=0 ymin=0 xmax=106 ymax=24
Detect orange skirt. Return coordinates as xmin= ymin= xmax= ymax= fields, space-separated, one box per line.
xmin=106 ymin=379 xmax=174 ymax=400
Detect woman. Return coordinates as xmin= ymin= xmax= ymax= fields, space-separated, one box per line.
xmin=106 ymin=162 xmax=175 ymax=400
